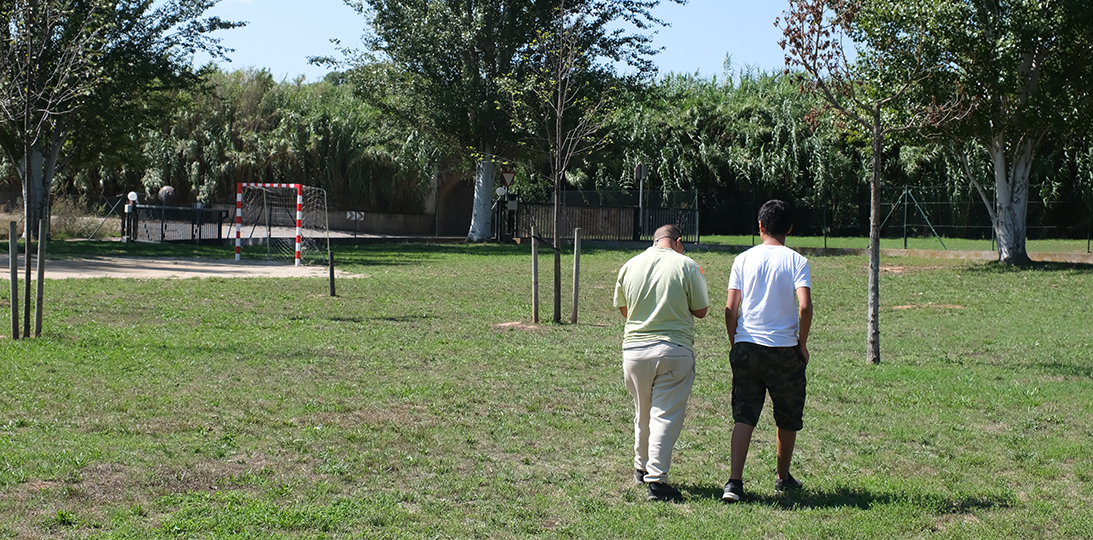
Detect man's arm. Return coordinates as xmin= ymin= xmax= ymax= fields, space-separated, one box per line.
xmin=725 ymin=289 xmax=741 ymax=346
xmin=691 ymin=307 xmax=708 ymax=319
xmin=796 ymin=287 xmax=813 ymax=363
xmin=619 ymin=306 xmax=627 ymax=318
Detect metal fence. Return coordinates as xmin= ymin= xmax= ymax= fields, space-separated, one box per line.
xmin=705 ymin=184 xmax=1091 ymax=248
xmin=505 ymin=185 xmax=1091 ymax=251
xmin=126 ymin=205 xmax=230 ymax=244
xmin=510 ymin=190 xmax=701 ymax=242
xmin=874 ymin=186 xmax=1091 ymax=243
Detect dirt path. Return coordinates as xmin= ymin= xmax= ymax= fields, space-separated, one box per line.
xmin=0 ymin=255 xmax=357 ymax=279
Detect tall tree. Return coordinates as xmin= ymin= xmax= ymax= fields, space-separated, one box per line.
xmin=337 ymin=0 xmax=681 ymax=242
xmin=779 ymin=0 xmax=967 ymax=363
xmin=0 ymin=0 xmax=241 ymax=239
xmin=924 ymin=0 xmax=1093 ymax=263
xmin=502 ymin=1 xmax=618 ymax=322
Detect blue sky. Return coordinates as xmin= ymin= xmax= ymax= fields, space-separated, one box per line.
xmin=193 ymin=0 xmax=790 ymax=82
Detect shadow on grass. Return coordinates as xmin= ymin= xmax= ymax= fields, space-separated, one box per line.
xmin=287 ymin=315 xmax=436 ymax=323
xmin=332 ymin=243 xmax=532 ymax=268
xmin=1037 ymin=361 xmax=1093 ymax=379
xmin=686 ymin=484 xmax=1013 ymax=512
xmin=44 ymin=240 xmax=230 ymax=260
xmin=965 ymin=260 xmax=1093 ymax=274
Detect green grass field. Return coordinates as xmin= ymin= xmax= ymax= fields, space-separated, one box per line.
xmin=1 ymin=243 xmax=1092 ymax=538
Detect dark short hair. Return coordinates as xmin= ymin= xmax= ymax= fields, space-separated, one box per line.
xmin=758 ymin=200 xmax=793 ymax=236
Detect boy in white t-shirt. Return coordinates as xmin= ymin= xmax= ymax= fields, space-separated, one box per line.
xmin=721 ymin=200 xmax=813 ymax=503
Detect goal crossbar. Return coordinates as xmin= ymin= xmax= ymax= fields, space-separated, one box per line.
xmin=235 ymin=182 xmax=305 ymax=266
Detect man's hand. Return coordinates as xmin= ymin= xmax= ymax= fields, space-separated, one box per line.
xmin=798 ymin=343 xmax=809 ymax=364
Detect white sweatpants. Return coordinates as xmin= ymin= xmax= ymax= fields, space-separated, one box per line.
xmin=623 ymin=342 xmax=695 ymax=484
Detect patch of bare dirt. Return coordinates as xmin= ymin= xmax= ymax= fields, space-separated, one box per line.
xmin=0 ymin=255 xmax=363 ymax=279
xmin=492 ymin=321 xmax=546 ymax=331
xmin=932 ymin=513 xmax=982 ymax=532
xmin=879 ymin=264 xmax=948 ymax=274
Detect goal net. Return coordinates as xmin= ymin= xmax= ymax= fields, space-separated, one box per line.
xmin=234 ymin=183 xmax=330 ymax=266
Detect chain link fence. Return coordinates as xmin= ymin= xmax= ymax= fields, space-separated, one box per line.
xmin=511 ymin=186 xmax=1092 ymax=253
xmin=702 ymin=185 xmax=1091 ymax=252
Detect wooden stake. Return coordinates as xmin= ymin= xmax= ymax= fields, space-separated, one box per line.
xmin=570 ymin=228 xmax=581 ymax=324
xmin=531 ymin=225 xmax=539 ymax=323
xmin=8 ymin=222 xmax=17 ymax=340
xmin=34 ymin=219 xmax=45 ymax=337
xmin=22 ymin=224 xmax=30 ymax=338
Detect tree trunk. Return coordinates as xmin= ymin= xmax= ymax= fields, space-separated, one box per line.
xmin=866 ymin=110 xmax=882 ymax=365
xmin=987 ymin=135 xmax=1034 ymax=264
xmin=466 ymin=146 xmax=495 ymax=242
xmin=20 ymin=149 xmax=53 ymax=241
xmin=552 ymin=171 xmax=562 ymax=324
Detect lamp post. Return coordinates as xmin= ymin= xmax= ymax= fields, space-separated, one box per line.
xmin=123 ymin=191 xmax=138 ymax=241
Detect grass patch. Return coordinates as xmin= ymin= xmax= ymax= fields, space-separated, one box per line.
xmin=1 ymin=243 xmax=1091 ymax=538
xmin=702 ymin=234 xmax=1093 ymax=254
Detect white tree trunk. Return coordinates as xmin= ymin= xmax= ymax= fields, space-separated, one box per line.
xmin=986 ymin=135 xmax=1033 ymax=264
xmin=466 ymin=151 xmax=495 ymax=242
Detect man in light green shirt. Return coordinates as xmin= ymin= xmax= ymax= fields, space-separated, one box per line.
xmin=613 ymin=224 xmax=709 ymax=502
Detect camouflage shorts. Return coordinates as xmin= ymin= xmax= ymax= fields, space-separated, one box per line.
xmin=729 ymin=341 xmax=807 ymax=431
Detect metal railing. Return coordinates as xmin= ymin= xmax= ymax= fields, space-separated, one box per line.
xmin=125 ymin=205 xmax=229 ymax=244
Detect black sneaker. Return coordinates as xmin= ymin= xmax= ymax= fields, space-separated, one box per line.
xmin=646 ymin=482 xmax=682 ymax=502
xmin=774 ymin=474 xmax=803 ymax=492
xmin=722 ymin=479 xmax=744 ymax=502
xmin=634 ymin=469 xmax=647 ymax=484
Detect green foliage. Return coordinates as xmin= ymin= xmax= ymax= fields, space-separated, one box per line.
xmin=345 ymin=0 xmax=680 ymax=156
xmin=597 ymin=69 xmax=868 ymax=232
xmin=136 ymin=68 xmax=435 ymax=213
xmin=0 ymin=0 xmax=242 ymax=237
xmin=848 ymin=0 xmax=1093 ymax=261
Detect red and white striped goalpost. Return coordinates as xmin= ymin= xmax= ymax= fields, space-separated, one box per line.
xmin=235 ymin=183 xmax=304 ymax=266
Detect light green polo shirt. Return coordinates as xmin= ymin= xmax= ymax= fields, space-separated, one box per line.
xmin=614 ymin=246 xmax=709 ymax=351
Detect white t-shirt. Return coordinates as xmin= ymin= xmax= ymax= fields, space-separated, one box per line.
xmin=728 ymin=244 xmax=811 ymax=347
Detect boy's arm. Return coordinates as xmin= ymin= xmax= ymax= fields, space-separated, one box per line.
xmin=796 ymin=287 xmax=813 ymax=363
xmin=725 ymin=289 xmax=741 ymax=346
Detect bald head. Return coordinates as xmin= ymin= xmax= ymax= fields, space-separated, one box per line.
xmin=653 ymin=224 xmax=681 ymax=243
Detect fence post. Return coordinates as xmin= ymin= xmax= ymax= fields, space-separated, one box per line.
xmin=531 ymin=225 xmax=539 ymax=324
xmin=9 ymin=222 xmax=17 ymax=340
xmin=571 ymin=228 xmax=580 ymax=324
xmin=903 ymin=187 xmax=909 ymax=249
xmin=34 ymin=219 xmax=45 ymax=337
xmin=130 ymin=205 xmax=139 ymax=242
xmin=329 ymin=251 xmax=336 ymax=297
xmin=751 ymin=189 xmax=757 ymax=246
xmin=693 ymin=190 xmax=700 ymax=244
